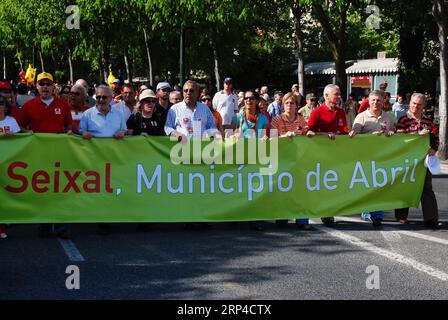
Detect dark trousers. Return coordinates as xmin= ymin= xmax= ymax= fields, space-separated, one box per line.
xmin=395 ymin=170 xmax=438 ymax=222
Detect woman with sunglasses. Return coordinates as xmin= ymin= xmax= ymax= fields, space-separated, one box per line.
xmin=231 ymin=91 xmax=269 ymax=231
xmin=59 ymin=85 xmax=71 ymax=103
xmin=271 ymin=92 xmax=312 ymax=230
xmin=127 ymin=89 xmax=165 ymax=136
xmin=231 ymin=91 xmax=269 ymax=140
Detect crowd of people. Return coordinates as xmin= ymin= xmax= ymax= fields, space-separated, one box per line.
xmin=0 ymin=73 xmax=442 ymax=239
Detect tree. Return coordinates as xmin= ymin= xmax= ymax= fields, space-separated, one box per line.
xmin=432 ymin=0 xmax=448 ymax=159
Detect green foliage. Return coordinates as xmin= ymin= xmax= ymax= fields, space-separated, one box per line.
xmin=0 ymin=0 xmax=442 ymax=93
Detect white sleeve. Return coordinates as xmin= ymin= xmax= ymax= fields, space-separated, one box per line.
xmin=10 ymin=117 xmax=21 ymax=133
xmin=212 ymin=93 xmax=219 ymax=111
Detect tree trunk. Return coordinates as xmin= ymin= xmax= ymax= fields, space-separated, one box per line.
xmin=39 ymin=50 xmax=45 ymax=72
xmin=68 ymin=48 xmax=74 ymax=84
xmin=211 ymin=26 xmax=221 ymax=92
xmin=17 ymin=47 xmax=23 ymax=71
xmin=213 ymin=43 xmax=220 ymax=92
xmin=432 ymin=0 xmax=448 ymax=159
xmin=291 ymin=4 xmax=305 ymax=96
xmin=143 ymin=28 xmax=153 ymax=86
xmin=312 ymin=2 xmax=348 ymax=98
xmin=124 ymin=51 xmax=130 ymax=83
xmin=3 ymin=50 xmax=6 ymax=79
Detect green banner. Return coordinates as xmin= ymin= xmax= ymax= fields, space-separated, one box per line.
xmin=0 ymin=133 xmax=428 ymax=223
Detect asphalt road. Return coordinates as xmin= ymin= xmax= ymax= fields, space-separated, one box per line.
xmin=1 ymin=178 xmax=447 ymax=300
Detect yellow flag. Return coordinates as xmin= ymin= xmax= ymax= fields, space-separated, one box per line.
xmin=107 ymin=71 xmax=116 ymax=87
xmin=25 ymin=64 xmax=37 ymax=84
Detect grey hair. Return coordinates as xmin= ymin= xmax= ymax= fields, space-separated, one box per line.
xmin=170 ymin=91 xmax=181 ymax=99
xmin=369 ymin=90 xmax=384 ymax=99
xmin=183 ymin=80 xmax=199 ymax=92
xmin=411 ymin=92 xmax=426 ymax=104
xmin=323 ymin=84 xmax=340 ymax=96
xmin=71 ymin=84 xmax=87 ymax=97
xmin=96 ymin=84 xmax=113 ymax=96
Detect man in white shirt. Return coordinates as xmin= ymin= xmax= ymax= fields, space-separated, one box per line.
xmin=212 ymin=77 xmax=239 ymax=130
xmin=165 ymin=80 xmax=217 ymax=141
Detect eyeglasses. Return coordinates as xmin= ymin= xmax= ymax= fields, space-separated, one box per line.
xmin=183 ymin=88 xmax=195 ymax=93
xmin=61 ymin=91 xmax=70 ymax=95
xmin=160 ymin=88 xmax=170 ymax=92
xmin=143 ymin=99 xmax=157 ymax=104
xmin=69 ymin=91 xmax=81 ymax=96
xmin=244 ymin=96 xmax=256 ymax=101
xmin=38 ymin=82 xmax=53 ymax=87
xmin=96 ymin=95 xmax=109 ymax=100
xmin=201 ymin=98 xmax=211 ymax=102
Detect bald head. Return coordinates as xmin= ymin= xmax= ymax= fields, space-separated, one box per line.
xmin=75 ymin=79 xmax=89 ymax=91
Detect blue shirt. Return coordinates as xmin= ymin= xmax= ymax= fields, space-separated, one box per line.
xmin=392 ymin=103 xmax=409 ymax=121
xmin=232 ymin=112 xmax=269 ymax=138
xmin=79 ymin=105 xmax=127 ymax=138
xmin=267 ymin=101 xmax=282 ymax=119
xmin=164 ymin=101 xmax=217 ymax=138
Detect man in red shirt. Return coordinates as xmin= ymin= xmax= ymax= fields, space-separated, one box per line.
xmin=306 ymin=84 xmax=348 ymax=226
xmin=22 ymin=72 xmax=73 ymax=238
xmin=307 ymin=84 xmax=348 ymax=139
xmin=22 ymin=72 xmax=72 ymax=134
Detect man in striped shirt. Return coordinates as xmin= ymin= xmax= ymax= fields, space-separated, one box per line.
xmin=395 ymin=93 xmax=440 ymax=229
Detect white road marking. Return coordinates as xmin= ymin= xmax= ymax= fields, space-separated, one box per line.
xmin=337 ymin=216 xmax=448 ymax=246
xmin=312 ymin=224 xmax=448 ymax=282
xmin=58 ymin=238 xmax=85 ymax=262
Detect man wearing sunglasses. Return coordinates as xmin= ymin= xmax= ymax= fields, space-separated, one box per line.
xmin=165 ymin=80 xmax=217 ymax=141
xmin=79 ymin=85 xmax=127 ymax=140
xmin=22 ymin=72 xmax=73 ymax=134
xmin=155 ymin=82 xmax=172 ymax=125
xmin=21 ymin=72 xmax=73 ymax=239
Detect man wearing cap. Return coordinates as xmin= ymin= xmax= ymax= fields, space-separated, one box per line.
xmin=155 ymin=82 xmax=172 ymax=125
xmin=165 ymin=80 xmax=217 ymax=140
xmin=212 ymin=77 xmax=239 ymax=131
xmin=298 ymin=93 xmax=317 ymax=122
xmin=22 ymin=72 xmax=73 ymax=134
xmin=22 ymin=72 xmax=73 ymax=239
